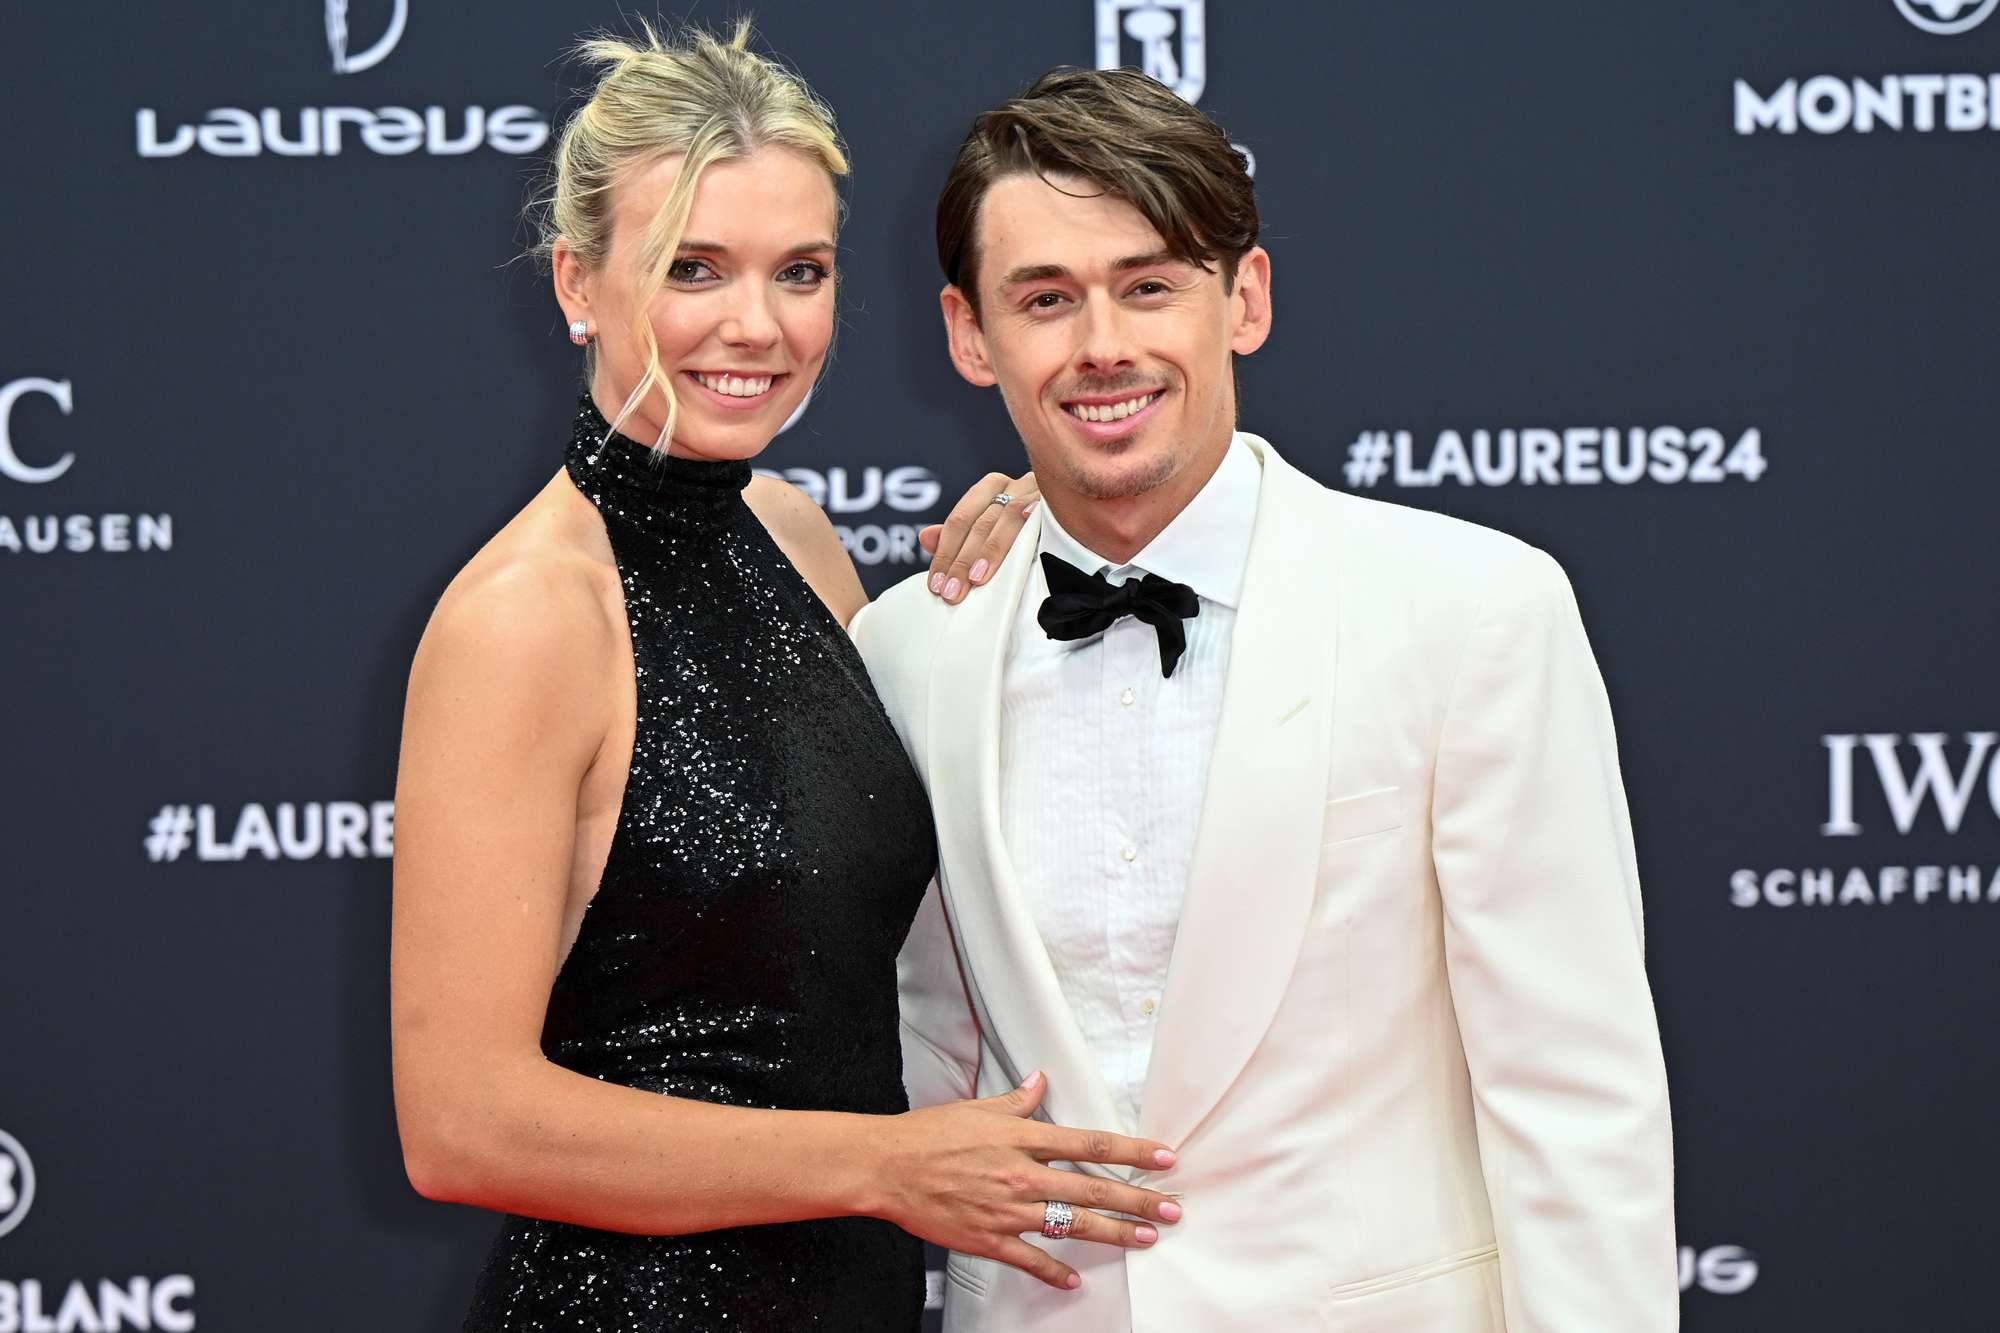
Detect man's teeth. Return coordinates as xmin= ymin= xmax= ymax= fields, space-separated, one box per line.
xmin=693 ymin=372 xmax=775 ymax=398
xmin=1065 ymin=392 xmax=1161 ymax=423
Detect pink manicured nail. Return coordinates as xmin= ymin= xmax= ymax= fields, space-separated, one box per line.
xmin=944 ymin=577 xmax=962 ymax=601
xmin=970 ymin=558 xmax=990 ymax=583
xmin=928 ymin=571 xmax=945 ymax=594
xmin=1135 ymin=1225 xmax=1158 ymax=1245
xmin=1157 ymin=1201 xmax=1183 ymax=1222
xmin=1065 ymin=1274 xmax=1082 ymax=1290
xmin=1153 ymin=1149 xmax=1177 ymax=1168
xmin=1020 ymin=499 xmax=1039 ymax=517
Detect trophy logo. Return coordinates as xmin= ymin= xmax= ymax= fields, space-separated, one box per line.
xmin=326 ymin=0 xmax=409 ymax=75
xmin=1096 ymin=0 xmax=1206 ymax=104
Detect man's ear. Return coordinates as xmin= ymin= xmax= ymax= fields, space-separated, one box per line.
xmin=940 ymin=284 xmax=998 ymax=387
xmin=1227 ymin=245 xmax=1272 ymax=357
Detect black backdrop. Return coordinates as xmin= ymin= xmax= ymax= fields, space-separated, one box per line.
xmin=3 ymin=2 xmax=1996 ymax=1329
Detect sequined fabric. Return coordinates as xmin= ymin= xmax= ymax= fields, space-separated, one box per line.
xmin=463 ymin=397 xmax=935 ymax=1331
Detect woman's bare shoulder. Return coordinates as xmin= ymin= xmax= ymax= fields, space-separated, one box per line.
xmin=412 ymin=472 xmax=621 ymax=703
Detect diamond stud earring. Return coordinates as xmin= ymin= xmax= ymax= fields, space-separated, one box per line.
xmin=568 ymin=320 xmax=592 ymax=346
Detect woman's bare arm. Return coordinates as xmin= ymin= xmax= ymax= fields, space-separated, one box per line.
xmin=389 ymin=545 xmax=1182 ymax=1274
xmin=391 ymin=553 xmax=880 ymax=1232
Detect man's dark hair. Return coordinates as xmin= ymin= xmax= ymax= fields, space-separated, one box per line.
xmin=936 ymin=66 xmax=1259 ymax=320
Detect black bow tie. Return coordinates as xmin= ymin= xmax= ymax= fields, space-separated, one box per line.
xmin=1036 ymin=551 xmax=1202 ymax=678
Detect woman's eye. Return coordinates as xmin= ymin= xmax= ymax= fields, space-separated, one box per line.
xmin=779 ymin=262 xmax=829 ymax=285
xmin=668 ymin=259 xmax=716 ymax=284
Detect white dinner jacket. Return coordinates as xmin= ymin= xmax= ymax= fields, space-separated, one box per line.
xmin=851 ymin=433 xmax=1677 ymax=1333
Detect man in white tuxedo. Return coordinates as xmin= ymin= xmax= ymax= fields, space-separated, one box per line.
xmin=852 ymin=67 xmax=1677 ymax=1331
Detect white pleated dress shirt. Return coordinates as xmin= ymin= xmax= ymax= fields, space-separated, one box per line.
xmin=998 ymin=435 xmax=1261 ymax=1130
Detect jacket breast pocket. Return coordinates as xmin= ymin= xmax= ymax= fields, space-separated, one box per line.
xmin=1321 ymin=785 xmax=1404 ymax=846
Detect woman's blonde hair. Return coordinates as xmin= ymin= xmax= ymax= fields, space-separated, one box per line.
xmin=534 ymin=18 xmax=848 ymax=447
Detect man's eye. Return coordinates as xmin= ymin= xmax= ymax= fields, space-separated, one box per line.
xmin=1029 ymin=292 xmax=1066 ymax=309
xmin=1131 ymin=280 xmax=1168 ymax=297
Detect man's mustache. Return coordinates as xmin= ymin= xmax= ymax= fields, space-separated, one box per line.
xmin=1054 ymin=373 xmax=1174 ymax=399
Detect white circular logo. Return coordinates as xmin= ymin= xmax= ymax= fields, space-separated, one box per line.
xmin=0 ymin=1129 xmax=36 ymax=1240
xmin=1894 ymin=0 xmax=1999 ymax=34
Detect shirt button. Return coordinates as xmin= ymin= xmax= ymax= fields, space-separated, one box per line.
xmin=1121 ymin=846 xmax=1138 ymax=863
xmin=1140 ymin=997 xmax=1157 ymax=1016
xmin=1120 ymin=687 xmax=1136 ymax=706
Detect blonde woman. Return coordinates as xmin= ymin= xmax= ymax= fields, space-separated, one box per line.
xmin=388 ymin=22 xmax=1183 ymax=1331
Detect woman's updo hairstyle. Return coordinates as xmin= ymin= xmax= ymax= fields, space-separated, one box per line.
xmin=534 ymin=18 xmax=848 ymax=446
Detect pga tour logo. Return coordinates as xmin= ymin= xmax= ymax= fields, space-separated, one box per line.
xmin=1097 ymin=0 xmax=1205 ymax=104
xmin=0 ymin=1130 xmax=34 ymax=1241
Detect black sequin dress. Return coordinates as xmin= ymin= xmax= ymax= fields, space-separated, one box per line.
xmin=463 ymin=398 xmax=934 ymax=1332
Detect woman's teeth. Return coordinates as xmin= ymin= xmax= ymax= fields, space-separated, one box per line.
xmin=1065 ymin=391 xmax=1162 ymax=423
xmin=693 ymin=372 xmax=775 ymax=398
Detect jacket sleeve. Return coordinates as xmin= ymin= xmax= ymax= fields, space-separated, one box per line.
xmin=1430 ymin=545 xmax=1679 ymax=1331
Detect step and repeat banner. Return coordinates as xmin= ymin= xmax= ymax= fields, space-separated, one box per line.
xmin=3 ymin=1 xmax=1995 ymax=1328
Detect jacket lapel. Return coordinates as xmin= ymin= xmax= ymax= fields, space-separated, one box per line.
xmin=926 ymin=517 xmax=1133 ymax=1151
xmin=1139 ymin=437 xmax=1337 ymax=1149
